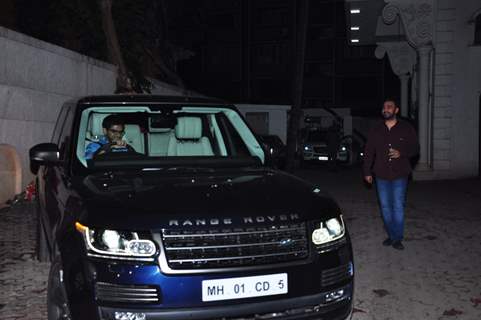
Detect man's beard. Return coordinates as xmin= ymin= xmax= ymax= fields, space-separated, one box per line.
xmin=382 ymin=112 xmax=396 ymax=120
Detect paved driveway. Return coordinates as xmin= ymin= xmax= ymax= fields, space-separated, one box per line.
xmin=1 ymin=167 xmax=480 ymax=320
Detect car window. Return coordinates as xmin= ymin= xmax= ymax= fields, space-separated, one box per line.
xmin=58 ymin=106 xmax=75 ymax=161
xmin=51 ymin=105 xmax=68 ymax=144
xmin=75 ymin=105 xmax=265 ymax=168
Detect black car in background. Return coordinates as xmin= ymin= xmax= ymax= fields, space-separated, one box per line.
xmin=30 ymin=95 xmax=354 ymax=320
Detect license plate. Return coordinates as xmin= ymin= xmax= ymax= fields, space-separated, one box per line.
xmin=202 ymin=273 xmax=288 ymax=302
xmin=318 ymin=156 xmax=328 ymax=161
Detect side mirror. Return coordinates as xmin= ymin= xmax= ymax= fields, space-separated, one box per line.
xmin=29 ymin=143 xmax=61 ymax=174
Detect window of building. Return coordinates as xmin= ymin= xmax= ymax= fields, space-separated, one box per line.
xmin=475 ymin=14 xmax=481 ymax=45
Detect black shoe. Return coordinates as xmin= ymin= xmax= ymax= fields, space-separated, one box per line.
xmin=382 ymin=238 xmax=393 ymax=246
xmin=392 ymin=241 xmax=404 ymax=250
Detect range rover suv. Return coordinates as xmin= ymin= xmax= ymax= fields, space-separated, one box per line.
xmin=30 ymin=95 xmax=354 ymax=320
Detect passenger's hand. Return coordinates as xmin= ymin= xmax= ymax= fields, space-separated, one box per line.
xmin=388 ymin=148 xmax=401 ymax=159
xmin=364 ymin=176 xmax=373 ymax=184
xmin=111 ymin=140 xmax=127 ymax=148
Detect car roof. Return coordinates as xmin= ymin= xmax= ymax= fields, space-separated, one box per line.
xmin=76 ymin=95 xmax=227 ymax=105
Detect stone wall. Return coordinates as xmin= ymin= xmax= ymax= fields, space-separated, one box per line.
xmin=0 ymin=26 xmax=117 ymax=193
xmin=432 ymin=0 xmax=481 ymax=178
xmin=0 ymin=26 xmax=188 ymax=199
xmin=432 ymin=0 xmax=456 ymax=173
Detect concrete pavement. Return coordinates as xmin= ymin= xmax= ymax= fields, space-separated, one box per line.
xmin=1 ymin=167 xmax=480 ymax=320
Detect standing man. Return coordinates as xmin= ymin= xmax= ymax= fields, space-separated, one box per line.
xmin=363 ymin=99 xmax=419 ymax=250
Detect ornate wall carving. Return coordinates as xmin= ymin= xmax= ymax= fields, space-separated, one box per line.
xmin=382 ymin=0 xmax=434 ymax=48
xmin=375 ymin=41 xmax=417 ymax=76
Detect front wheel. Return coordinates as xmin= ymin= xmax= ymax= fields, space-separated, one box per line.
xmin=47 ymin=256 xmax=72 ymax=320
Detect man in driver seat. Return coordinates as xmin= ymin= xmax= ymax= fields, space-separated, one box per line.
xmin=85 ymin=114 xmax=135 ymax=159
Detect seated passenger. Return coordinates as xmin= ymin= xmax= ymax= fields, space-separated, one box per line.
xmin=85 ymin=115 xmax=136 ymax=159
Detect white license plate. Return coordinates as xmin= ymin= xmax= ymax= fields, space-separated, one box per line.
xmin=202 ymin=273 xmax=288 ymax=302
xmin=318 ymin=156 xmax=329 ymax=161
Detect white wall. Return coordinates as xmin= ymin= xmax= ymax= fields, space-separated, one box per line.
xmin=0 ymin=26 xmax=188 ymax=192
xmin=429 ymin=0 xmax=481 ymax=178
xmin=449 ymin=1 xmax=481 ymax=177
xmin=0 ymin=27 xmax=117 ymax=189
xmin=235 ymin=104 xmax=290 ymax=143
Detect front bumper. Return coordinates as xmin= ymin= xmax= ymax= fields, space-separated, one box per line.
xmin=98 ymin=283 xmax=353 ymax=320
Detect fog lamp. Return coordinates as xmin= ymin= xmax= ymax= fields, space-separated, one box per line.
xmin=325 ymin=289 xmax=345 ymax=303
xmin=128 ymin=240 xmax=156 ymax=255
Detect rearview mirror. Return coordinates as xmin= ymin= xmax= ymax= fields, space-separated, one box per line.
xmin=29 ymin=143 xmax=61 ymax=174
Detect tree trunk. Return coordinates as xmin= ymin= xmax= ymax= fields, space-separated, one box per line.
xmin=285 ymin=0 xmax=309 ymax=172
xmin=98 ymin=0 xmax=132 ymax=92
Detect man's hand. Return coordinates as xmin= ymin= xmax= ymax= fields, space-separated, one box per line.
xmin=111 ymin=140 xmax=127 ymax=148
xmin=388 ymin=148 xmax=401 ymax=159
xmin=364 ymin=175 xmax=373 ymax=184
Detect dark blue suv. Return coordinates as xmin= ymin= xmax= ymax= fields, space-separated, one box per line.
xmin=30 ymin=95 xmax=354 ymax=320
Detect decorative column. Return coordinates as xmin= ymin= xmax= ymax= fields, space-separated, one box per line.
xmin=399 ymin=73 xmax=410 ymax=118
xmin=417 ymin=46 xmax=433 ymax=169
xmin=381 ymin=0 xmax=435 ymax=170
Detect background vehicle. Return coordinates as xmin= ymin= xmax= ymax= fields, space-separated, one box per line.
xmin=301 ymin=117 xmax=365 ymax=167
xmin=30 ymin=95 xmax=354 ymax=320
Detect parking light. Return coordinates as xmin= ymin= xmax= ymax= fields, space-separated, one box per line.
xmin=114 ymin=312 xmax=146 ymax=320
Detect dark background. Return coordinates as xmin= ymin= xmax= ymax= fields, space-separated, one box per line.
xmin=0 ymin=0 xmax=399 ymax=116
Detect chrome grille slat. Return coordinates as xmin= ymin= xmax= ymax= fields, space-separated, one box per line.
xmin=165 ymin=239 xmax=306 ymax=250
xmin=95 ymin=282 xmax=160 ymax=304
xmin=162 ymin=222 xmax=309 ymax=269
xmin=162 ymin=226 xmax=305 ymax=238
xmin=169 ymin=250 xmax=308 ymax=263
xmin=321 ymin=264 xmax=352 ymax=287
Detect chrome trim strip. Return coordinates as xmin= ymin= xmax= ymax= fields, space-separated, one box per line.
xmin=168 ymin=250 xmax=308 ymax=263
xmin=162 ymin=226 xmax=304 ymax=238
xmin=165 ymin=239 xmax=306 ymax=251
xmin=87 ymin=253 xmax=155 ymax=262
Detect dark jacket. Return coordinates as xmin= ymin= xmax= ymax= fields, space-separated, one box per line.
xmin=363 ymin=119 xmax=419 ymax=180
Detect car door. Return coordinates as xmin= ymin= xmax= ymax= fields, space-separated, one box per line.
xmin=43 ymin=103 xmax=75 ymax=246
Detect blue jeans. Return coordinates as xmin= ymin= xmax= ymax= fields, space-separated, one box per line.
xmin=376 ymin=177 xmax=408 ymax=241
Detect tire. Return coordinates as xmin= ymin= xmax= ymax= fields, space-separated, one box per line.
xmin=36 ymin=197 xmax=50 ymax=262
xmin=47 ymin=256 xmax=72 ymax=320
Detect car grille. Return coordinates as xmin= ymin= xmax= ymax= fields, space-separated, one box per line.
xmin=95 ymin=282 xmax=160 ymax=304
xmin=313 ymin=146 xmax=327 ymax=153
xmin=321 ymin=263 xmax=352 ymax=288
xmin=161 ymin=222 xmax=309 ymax=269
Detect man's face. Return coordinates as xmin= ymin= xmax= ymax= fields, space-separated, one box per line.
xmin=382 ymin=101 xmax=399 ymax=120
xmin=103 ymin=124 xmax=125 ymax=143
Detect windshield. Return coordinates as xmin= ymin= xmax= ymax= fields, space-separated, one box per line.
xmin=305 ymin=130 xmax=327 ymax=143
xmin=75 ymin=105 xmax=265 ymax=169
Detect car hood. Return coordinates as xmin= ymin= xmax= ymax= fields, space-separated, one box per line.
xmin=72 ymin=168 xmax=340 ymax=230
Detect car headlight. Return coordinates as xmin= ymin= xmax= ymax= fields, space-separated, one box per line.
xmin=304 ymin=145 xmax=313 ymax=151
xmin=75 ymin=222 xmax=156 ymax=260
xmin=311 ymin=216 xmax=345 ymax=245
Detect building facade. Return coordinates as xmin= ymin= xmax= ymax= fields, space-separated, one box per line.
xmin=346 ymin=0 xmax=481 ymax=179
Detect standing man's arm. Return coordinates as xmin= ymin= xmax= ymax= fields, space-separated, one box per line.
xmin=363 ymin=128 xmax=376 ymax=184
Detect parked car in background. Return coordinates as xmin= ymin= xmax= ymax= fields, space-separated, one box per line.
xmin=30 ymin=95 xmax=354 ymax=320
xmin=301 ymin=129 xmax=365 ymax=166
